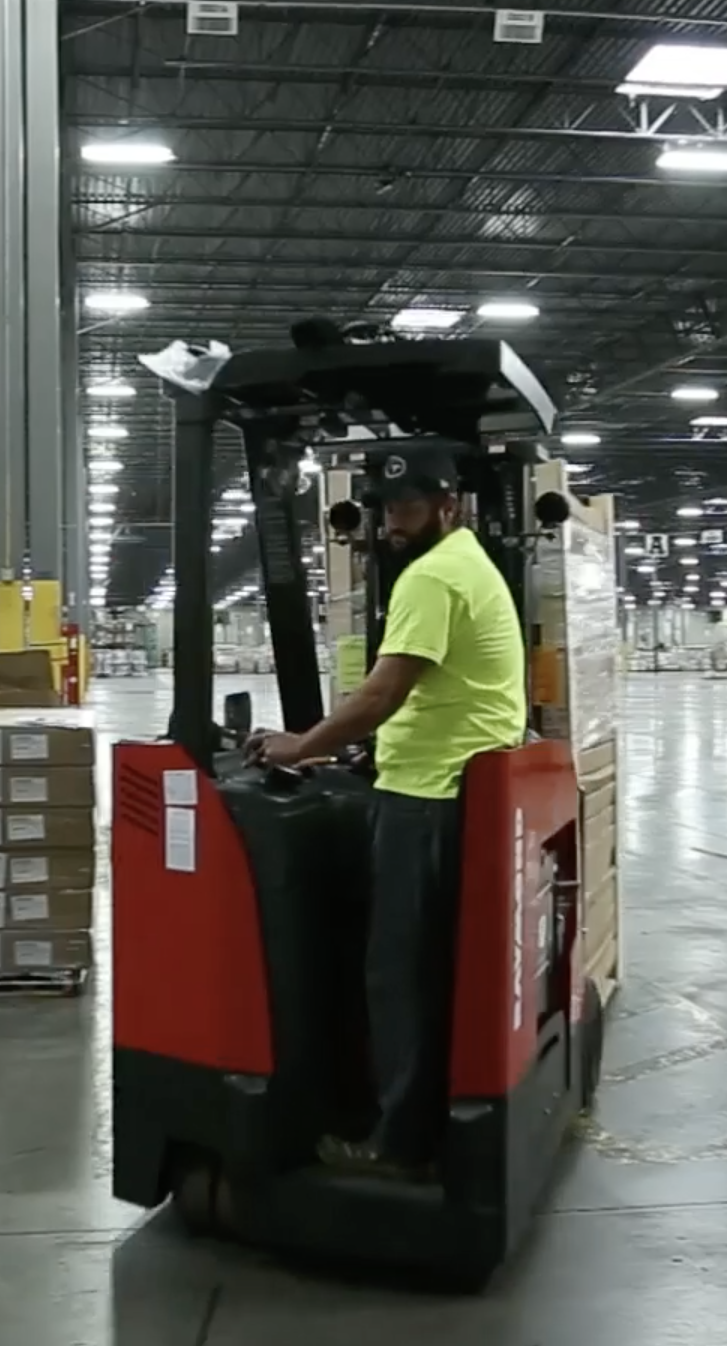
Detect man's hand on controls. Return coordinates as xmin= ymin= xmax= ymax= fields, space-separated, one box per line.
xmin=245 ymin=729 xmax=302 ymax=767
xmin=260 ymin=731 xmax=306 ymax=767
xmin=245 ymin=729 xmax=335 ymax=769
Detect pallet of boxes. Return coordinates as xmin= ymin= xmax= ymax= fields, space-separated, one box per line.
xmin=533 ymin=459 xmax=621 ymax=1007
xmin=0 ymin=723 xmax=95 ymax=992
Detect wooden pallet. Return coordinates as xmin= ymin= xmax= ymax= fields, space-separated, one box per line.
xmin=0 ymin=966 xmax=89 ymax=997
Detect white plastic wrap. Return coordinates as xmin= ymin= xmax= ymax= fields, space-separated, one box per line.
xmin=563 ymin=516 xmax=619 ymax=757
xmin=138 ymin=339 xmax=232 ymax=394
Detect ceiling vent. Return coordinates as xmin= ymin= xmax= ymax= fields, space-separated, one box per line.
xmin=494 ymin=9 xmax=545 ymax=43
xmin=186 ymin=1 xmax=239 ymax=36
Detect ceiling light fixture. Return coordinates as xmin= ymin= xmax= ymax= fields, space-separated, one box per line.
xmin=658 ymin=146 xmax=727 ymax=173
xmin=87 ymin=381 xmax=136 ymax=399
xmin=692 ymin=415 xmax=727 ymax=428
xmin=671 ymin=385 xmax=719 ymax=402
xmin=617 ymin=44 xmax=727 ymax=101
xmin=84 ymin=291 xmax=149 ymax=314
xmin=88 ymin=425 xmax=129 ymax=440
xmin=477 ymin=301 xmax=540 ymax=321
xmin=81 ymin=141 xmax=175 ymax=166
xmin=677 ymin=505 xmax=704 ymax=517
xmin=88 ymin=483 xmax=119 ymax=496
xmin=391 ymin=308 xmax=465 ymax=332
xmin=674 ymin=537 xmax=696 ymax=547
xmin=88 ymin=458 xmax=123 ymax=473
xmin=561 ymin=432 xmax=601 ymax=447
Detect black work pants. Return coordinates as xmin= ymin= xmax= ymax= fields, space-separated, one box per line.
xmin=367 ymin=789 xmax=461 ymax=1164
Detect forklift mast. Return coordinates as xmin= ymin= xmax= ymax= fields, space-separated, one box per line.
xmin=169 ymin=403 xmax=323 ymax=773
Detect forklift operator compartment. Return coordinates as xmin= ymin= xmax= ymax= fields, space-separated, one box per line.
xmin=111 ymin=322 xmax=608 ymax=1290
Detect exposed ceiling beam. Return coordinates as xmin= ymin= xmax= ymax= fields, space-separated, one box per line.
xmin=71 ymin=160 xmax=725 ymax=190
xmin=74 ymin=253 xmax=727 ymax=284
xmin=72 ymin=196 xmax=727 ymax=231
xmin=63 ymin=61 xmax=632 ymax=94
xmin=65 ymin=113 xmax=722 ymax=145
xmin=73 ymin=225 xmax=727 ymax=260
xmin=61 ymin=0 xmax=727 ymax=31
xmin=75 ymin=276 xmax=705 ymax=305
xmin=578 ymin=330 xmax=727 ymax=408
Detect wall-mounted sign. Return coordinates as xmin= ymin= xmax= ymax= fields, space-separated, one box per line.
xmin=645 ymin=533 xmax=669 ymax=558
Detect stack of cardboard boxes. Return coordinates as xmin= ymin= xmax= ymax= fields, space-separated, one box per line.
xmin=532 ymin=459 xmax=621 ymax=1005
xmin=0 ymin=723 xmax=95 ymax=981
xmin=0 ymin=650 xmax=60 ymax=709
xmin=580 ymin=738 xmax=619 ymax=1006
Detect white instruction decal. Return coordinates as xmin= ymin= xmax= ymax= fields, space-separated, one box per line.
xmin=13 ymin=939 xmax=52 ymax=968
xmin=9 ymin=733 xmax=49 ymax=762
xmin=165 ymin=806 xmax=196 ymax=873
xmin=10 ymin=893 xmax=49 ymax=923
xmin=10 ymin=856 xmax=49 ymax=885
xmin=7 ymin=814 xmax=46 ymax=843
xmin=163 ymin=769 xmax=198 ymax=807
xmin=10 ymin=776 xmax=48 ymax=804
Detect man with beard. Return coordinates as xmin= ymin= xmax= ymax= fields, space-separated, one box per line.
xmin=256 ymin=449 xmax=526 ymax=1174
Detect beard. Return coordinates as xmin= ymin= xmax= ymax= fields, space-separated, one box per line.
xmin=387 ymin=518 xmax=445 ymax=566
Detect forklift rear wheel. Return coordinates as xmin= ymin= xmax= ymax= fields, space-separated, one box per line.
xmin=580 ymin=976 xmax=604 ymax=1111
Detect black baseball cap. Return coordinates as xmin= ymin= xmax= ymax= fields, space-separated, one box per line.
xmin=376 ymin=448 xmax=458 ymax=502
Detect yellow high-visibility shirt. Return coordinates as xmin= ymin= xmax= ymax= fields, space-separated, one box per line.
xmin=375 ymin=528 xmax=526 ymax=799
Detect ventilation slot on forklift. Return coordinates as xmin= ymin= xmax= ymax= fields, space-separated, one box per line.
xmin=117 ymin=765 xmax=161 ymax=837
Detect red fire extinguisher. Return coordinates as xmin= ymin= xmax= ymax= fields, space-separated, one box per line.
xmin=61 ymin=622 xmax=81 ymax=706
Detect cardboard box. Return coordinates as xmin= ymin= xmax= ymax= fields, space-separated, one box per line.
xmin=0 ymin=766 xmax=95 ymax=808
xmin=0 ymin=650 xmax=60 ymax=708
xmin=580 ymin=738 xmax=616 ymax=781
xmin=0 ymin=849 xmax=95 ymax=892
xmin=0 ymin=930 xmax=92 ymax=973
xmin=0 ymin=889 xmax=92 ymax=930
xmin=0 ymin=688 xmax=60 ymax=708
xmin=0 ymin=724 xmax=95 ymax=768
xmin=0 ymin=807 xmax=94 ymax=850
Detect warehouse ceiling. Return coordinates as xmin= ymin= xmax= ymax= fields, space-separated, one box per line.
xmin=63 ymin=0 xmax=727 ymax=610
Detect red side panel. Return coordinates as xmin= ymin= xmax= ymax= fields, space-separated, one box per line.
xmin=112 ymin=742 xmax=273 ymax=1075
xmin=449 ymin=740 xmax=577 ymax=1100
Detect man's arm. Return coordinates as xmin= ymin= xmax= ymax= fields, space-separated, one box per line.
xmin=257 ymin=569 xmax=452 ymax=767
xmin=296 ymin=654 xmax=428 ymax=760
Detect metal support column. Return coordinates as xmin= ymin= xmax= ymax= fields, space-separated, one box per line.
xmin=60 ymin=127 xmax=87 ymax=630
xmin=0 ymin=0 xmax=27 ymax=579
xmin=24 ymin=0 xmax=63 ymax=582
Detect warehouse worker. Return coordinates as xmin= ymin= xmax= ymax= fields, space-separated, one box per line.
xmin=256 ymin=449 xmax=526 ymax=1174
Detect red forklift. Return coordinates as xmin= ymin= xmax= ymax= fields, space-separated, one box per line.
xmin=112 ymin=324 xmax=603 ymax=1289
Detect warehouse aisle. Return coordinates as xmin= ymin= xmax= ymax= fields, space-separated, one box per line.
xmin=2 ymin=674 xmax=727 ymax=1344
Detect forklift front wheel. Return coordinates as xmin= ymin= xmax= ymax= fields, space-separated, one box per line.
xmin=173 ymin=1162 xmax=220 ymax=1237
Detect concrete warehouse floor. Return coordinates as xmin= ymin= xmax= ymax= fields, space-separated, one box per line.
xmin=1 ymin=672 xmax=726 ymax=1344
